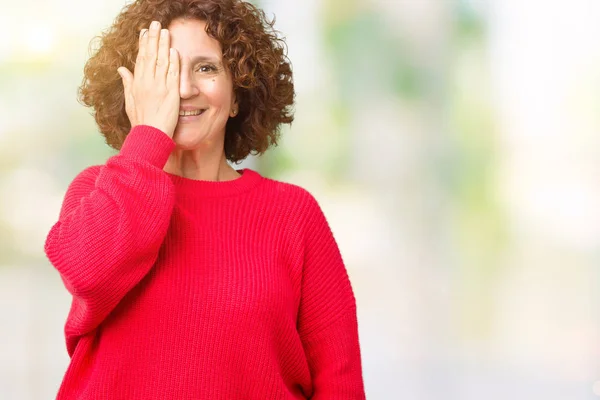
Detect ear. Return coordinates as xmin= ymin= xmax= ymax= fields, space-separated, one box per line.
xmin=230 ymin=95 xmax=239 ymax=117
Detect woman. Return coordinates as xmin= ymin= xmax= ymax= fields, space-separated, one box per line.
xmin=44 ymin=0 xmax=365 ymax=398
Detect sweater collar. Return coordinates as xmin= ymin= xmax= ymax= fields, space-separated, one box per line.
xmin=166 ymin=168 xmax=263 ymax=198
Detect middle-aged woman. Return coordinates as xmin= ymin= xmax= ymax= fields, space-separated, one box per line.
xmin=44 ymin=0 xmax=366 ymax=399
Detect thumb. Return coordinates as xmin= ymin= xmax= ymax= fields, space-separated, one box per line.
xmin=117 ymin=67 xmax=132 ymax=89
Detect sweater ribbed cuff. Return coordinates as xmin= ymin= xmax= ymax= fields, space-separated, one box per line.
xmin=119 ymin=125 xmax=175 ymax=168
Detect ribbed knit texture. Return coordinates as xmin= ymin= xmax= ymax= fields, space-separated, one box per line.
xmin=44 ymin=125 xmax=365 ymax=400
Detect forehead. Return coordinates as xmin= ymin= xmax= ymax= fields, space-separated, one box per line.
xmin=167 ymin=18 xmax=222 ymax=60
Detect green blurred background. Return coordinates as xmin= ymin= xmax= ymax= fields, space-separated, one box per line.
xmin=1 ymin=0 xmax=600 ymax=399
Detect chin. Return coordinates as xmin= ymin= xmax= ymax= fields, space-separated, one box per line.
xmin=172 ymin=128 xmax=216 ymax=150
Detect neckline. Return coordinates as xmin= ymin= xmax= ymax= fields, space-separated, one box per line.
xmin=165 ymin=168 xmax=263 ymax=198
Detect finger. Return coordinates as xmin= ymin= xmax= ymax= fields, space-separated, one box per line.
xmin=134 ymin=29 xmax=148 ymax=78
xmin=117 ymin=67 xmax=136 ymax=125
xmin=117 ymin=67 xmax=133 ymax=91
xmin=166 ymin=48 xmax=180 ymax=89
xmin=156 ymin=29 xmax=170 ymax=78
xmin=144 ymin=21 xmax=161 ymax=78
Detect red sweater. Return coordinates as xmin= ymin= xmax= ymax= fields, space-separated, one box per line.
xmin=44 ymin=125 xmax=365 ymax=400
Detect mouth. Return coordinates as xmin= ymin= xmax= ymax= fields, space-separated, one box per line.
xmin=178 ymin=109 xmax=206 ymax=117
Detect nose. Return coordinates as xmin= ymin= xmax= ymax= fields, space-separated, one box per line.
xmin=179 ymin=70 xmax=200 ymax=99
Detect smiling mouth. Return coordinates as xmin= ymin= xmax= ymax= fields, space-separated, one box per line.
xmin=179 ymin=109 xmax=206 ymax=116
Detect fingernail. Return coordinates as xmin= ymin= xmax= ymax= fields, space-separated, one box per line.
xmin=151 ymin=21 xmax=160 ymax=29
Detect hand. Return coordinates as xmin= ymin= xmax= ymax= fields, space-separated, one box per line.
xmin=117 ymin=21 xmax=180 ymax=138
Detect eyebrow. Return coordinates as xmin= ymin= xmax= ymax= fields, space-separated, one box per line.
xmin=189 ymin=55 xmax=222 ymax=65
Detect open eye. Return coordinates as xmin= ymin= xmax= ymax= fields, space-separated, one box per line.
xmin=195 ymin=64 xmax=217 ymax=73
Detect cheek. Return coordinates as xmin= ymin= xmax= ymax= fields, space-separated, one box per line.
xmin=198 ymin=78 xmax=233 ymax=108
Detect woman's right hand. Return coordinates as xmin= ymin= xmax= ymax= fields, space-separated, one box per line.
xmin=117 ymin=21 xmax=180 ymax=138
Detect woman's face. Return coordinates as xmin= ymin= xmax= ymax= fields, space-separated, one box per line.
xmin=168 ymin=18 xmax=237 ymax=150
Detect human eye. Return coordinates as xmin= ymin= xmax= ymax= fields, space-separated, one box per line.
xmin=195 ymin=64 xmax=217 ymax=73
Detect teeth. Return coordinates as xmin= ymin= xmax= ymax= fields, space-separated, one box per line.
xmin=179 ymin=109 xmax=203 ymax=116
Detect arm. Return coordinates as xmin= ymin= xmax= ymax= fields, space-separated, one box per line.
xmin=297 ymin=195 xmax=366 ymax=399
xmin=44 ymin=125 xmax=176 ymax=356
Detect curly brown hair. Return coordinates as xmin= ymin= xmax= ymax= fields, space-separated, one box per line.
xmin=79 ymin=0 xmax=295 ymax=162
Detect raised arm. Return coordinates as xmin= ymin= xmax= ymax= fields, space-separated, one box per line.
xmin=44 ymin=125 xmax=175 ymax=356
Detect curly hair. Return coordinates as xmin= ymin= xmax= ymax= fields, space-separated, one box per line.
xmin=79 ymin=0 xmax=295 ymax=163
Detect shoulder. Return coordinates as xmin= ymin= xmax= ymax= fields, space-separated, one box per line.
xmin=62 ymin=165 xmax=102 ymax=196
xmin=258 ymin=173 xmax=323 ymax=212
xmin=69 ymin=165 xmax=102 ymax=185
xmin=58 ymin=165 xmax=103 ymax=219
xmin=255 ymin=172 xmax=329 ymax=229
xmin=64 ymin=165 xmax=102 ymax=193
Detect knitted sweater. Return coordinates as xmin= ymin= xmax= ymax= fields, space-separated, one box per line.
xmin=44 ymin=125 xmax=365 ymax=400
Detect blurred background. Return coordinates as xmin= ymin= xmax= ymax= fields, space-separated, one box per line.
xmin=1 ymin=0 xmax=599 ymax=398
